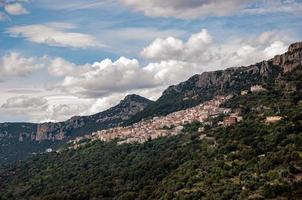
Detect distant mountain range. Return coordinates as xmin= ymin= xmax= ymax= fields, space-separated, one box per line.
xmin=0 ymin=94 xmax=153 ymax=164
xmin=1 ymin=42 xmax=301 ymax=164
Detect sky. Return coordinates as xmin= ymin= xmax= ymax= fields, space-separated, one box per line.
xmin=0 ymin=0 xmax=301 ymax=123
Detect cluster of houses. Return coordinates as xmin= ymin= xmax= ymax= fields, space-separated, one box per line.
xmin=68 ymin=85 xmax=272 ymax=148
xmin=81 ymin=95 xmax=237 ymax=145
xmin=241 ymin=84 xmax=267 ymax=95
xmin=60 ymin=84 xmax=285 ymax=151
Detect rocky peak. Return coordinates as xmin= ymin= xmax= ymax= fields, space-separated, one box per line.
xmin=270 ymin=41 xmax=302 ymax=73
xmin=121 ymin=94 xmax=152 ymax=104
xmin=128 ymin=41 xmax=302 ymax=125
xmin=288 ymin=42 xmax=302 ymax=53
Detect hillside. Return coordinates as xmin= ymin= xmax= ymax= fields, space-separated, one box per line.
xmin=125 ymin=42 xmax=302 ymax=125
xmin=0 ymin=42 xmax=302 ymax=200
xmin=1 ymin=42 xmax=301 ymax=165
xmin=0 ymin=65 xmax=301 ymax=199
xmin=0 ymin=94 xmax=153 ymax=164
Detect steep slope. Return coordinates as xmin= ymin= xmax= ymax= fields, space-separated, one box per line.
xmin=0 ymin=94 xmax=153 ymax=164
xmin=1 ymin=68 xmax=301 ymax=199
xmin=35 ymin=94 xmax=153 ymax=140
xmin=126 ymin=42 xmax=302 ymax=125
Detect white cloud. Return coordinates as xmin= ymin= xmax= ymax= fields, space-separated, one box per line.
xmin=48 ymin=57 xmax=91 ymax=77
xmin=0 ymin=95 xmax=50 ymax=122
xmin=141 ymin=29 xmax=213 ymax=62
xmin=144 ymin=60 xmax=200 ymax=86
xmin=121 ymin=0 xmax=302 ymax=19
xmin=6 ymin=22 xmax=103 ymax=49
xmin=0 ymin=52 xmax=44 ymax=78
xmin=0 ymin=94 xmax=93 ymax=122
xmin=244 ymin=0 xmax=302 ymax=15
xmin=51 ymin=57 xmax=157 ymax=97
xmin=4 ymin=2 xmax=28 ymax=15
xmin=45 ymin=54 xmax=205 ymax=99
xmin=0 ymin=29 xmax=295 ymax=123
xmin=121 ymin=0 xmax=250 ymax=19
xmin=45 ymin=29 xmax=293 ymax=102
xmin=41 ymin=97 xmax=92 ymax=122
xmin=141 ymin=29 xmax=292 ymax=71
xmin=1 ymin=96 xmax=47 ymax=109
xmin=263 ymin=41 xmax=288 ymax=58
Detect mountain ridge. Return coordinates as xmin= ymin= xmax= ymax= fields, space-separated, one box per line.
xmin=0 ymin=94 xmax=153 ymax=164
xmin=125 ymin=41 xmax=302 ymax=125
xmin=1 ymin=41 xmax=301 ymax=164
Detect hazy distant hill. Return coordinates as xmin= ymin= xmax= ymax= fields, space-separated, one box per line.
xmin=0 ymin=94 xmax=153 ymax=164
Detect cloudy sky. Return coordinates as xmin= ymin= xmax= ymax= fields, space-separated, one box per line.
xmin=0 ymin=0 xmax=301 ymax=122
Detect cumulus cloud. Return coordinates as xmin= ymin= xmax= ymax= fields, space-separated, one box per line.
xmin=6 ymin=22 xmax=103 ymax=49
xmin=45 ymin=29 xmax=293 ymax=101
xmin=0 ymin=29 xmax=295 ymax=122
xmin=0 ymin=95 xmax=93 ymax=122
xmin=42 ymin=102 xmax=91 ymax=122
xmin=141 ymin=29 xmax=213 ymax=62
xmin=0 ymin=0 xmax=29 ymax=19
xmin=46 ymin=55 xmax=203 ymax=99
xmin=141 ymin=29 xmax=292 ymax=71
xmin=48 ymin=57 xmax=77 ymax=76
xmin=4 ymin=2 xmax=28 ymax=15
xmin=0 ymin=52 xmax=44 ymax=78
xmin=1 ymin=96 xmax=47 ymax=109
xmin=50 ymin=57 xmax=157 ymax=97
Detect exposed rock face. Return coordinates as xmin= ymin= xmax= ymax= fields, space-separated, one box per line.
xmin=33 ymin=94 xmax=153 ymax=141
xmin=126 ymin=42 xmax=302 ymax=124
xmin=1 ymin=41 xmax=301 ymax=164
xmin=36 ymin=123 xmax=65 ymax=141
xmin=288 ymin=42 xmax=302 ymax=52
xmin=166 ymin=41 xmax=302 ymax=97
xmin=93 ymin=94 xmax=153 ymax=123
xmin=0 ymin=94 xmax=153 ymax=143
xmin=271 ymin=42 xmax=302 ymax=73
xmin=0 ymin=94 xmax=153 ymax=164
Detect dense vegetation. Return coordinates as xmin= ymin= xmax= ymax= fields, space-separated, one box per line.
xmin=1 ymin=82 xmax=302 ymax=199
xmin=125 ymin=61 xmax=280 ymax=125
xmin=1 ymin=45 xmax=301 ymax=199
xmin=0 ymin=123 xmax=64 ymax=165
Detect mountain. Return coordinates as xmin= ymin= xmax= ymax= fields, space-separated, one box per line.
xmin=125 ymin=42 xmax=302 ymax=125
xmin=35 ymin=94 xmax=153 ymax=140
xmin=0 ymin=94 xmax=153 ymax=164
xmin=0 ymin=41 xmax=302 ymax=199
xmin=1 ymin=42 xmax=302 ymax=166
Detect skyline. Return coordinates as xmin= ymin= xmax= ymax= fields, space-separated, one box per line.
xmin=0 ymin=0 xmax=302 ymax=122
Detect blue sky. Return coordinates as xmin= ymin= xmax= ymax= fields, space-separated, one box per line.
xmin=0 ymin=0 xmax=302 ymax=122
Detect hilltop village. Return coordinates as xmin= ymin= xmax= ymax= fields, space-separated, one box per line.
xmin=62 ymin=84 xmax=282 ymax=150
xmin=69 ymin=95 xmax=238 ymax=149
xmin=68 ymin=84 xmax=274 ymax=148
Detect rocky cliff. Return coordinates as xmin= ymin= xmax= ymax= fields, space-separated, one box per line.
xmin=0 ymin=94 xmax=153 ymax=164
xmin=33 ymin=94 xmax=153 ymax=141
xmin=126 ymin=41 xmax=302 ymax=124
xmin=1 ymin=41 xmax=301 ymax=164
